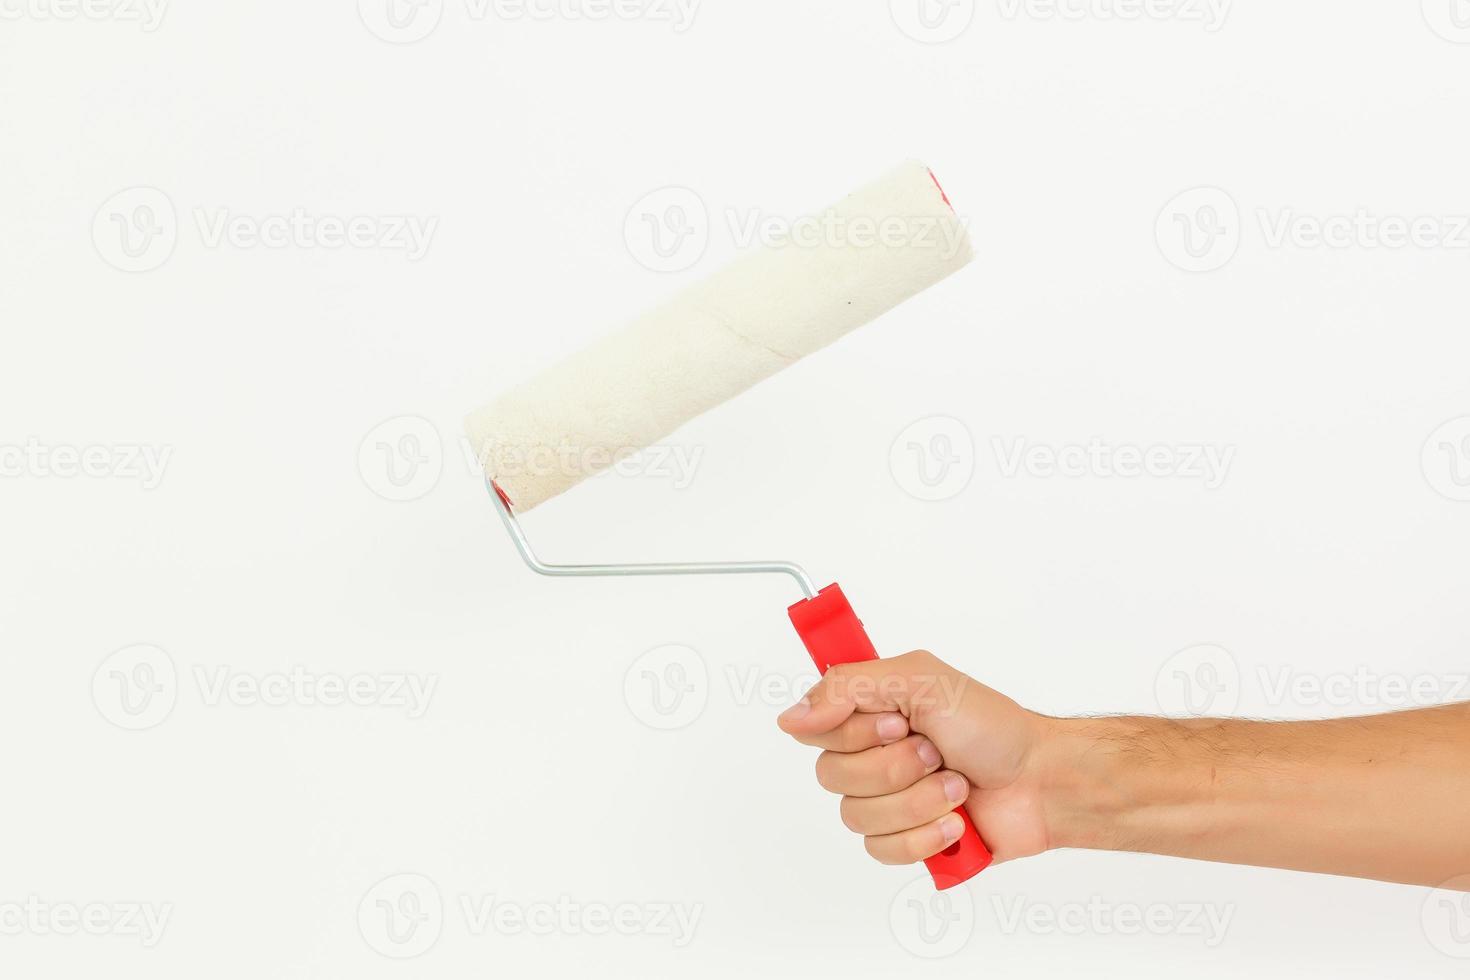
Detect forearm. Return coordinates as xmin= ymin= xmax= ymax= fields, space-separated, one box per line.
xmin=1039 ymin=703 xmax=1470 ymax=887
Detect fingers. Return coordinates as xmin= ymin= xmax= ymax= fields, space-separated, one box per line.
xmin=863 ymin=811 xmax=968 ymax=865
xmin=776 ymin=650 xmax=949 ymax=739
xmin=775 ymin=652 xmax=982 ymax=869
xmin=840 ymin=770 xmax=970 ymax=837
xmin=789 ymin=711 xmax=909 ymax=752
xmin=815 ymin=734 xmax=942 ymax=798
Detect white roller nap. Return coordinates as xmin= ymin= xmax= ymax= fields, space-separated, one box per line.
xmin=466 ymin=160 xmax=973 ymax=511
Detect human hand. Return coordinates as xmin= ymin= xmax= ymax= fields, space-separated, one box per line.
xmin=776 ymin=650 xmax=1055 ymax=868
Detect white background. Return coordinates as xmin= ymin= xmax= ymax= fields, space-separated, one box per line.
xmin=4 ymin=0 xmax=1470 ymax=976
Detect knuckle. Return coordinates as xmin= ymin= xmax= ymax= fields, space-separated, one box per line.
xmin=823 ymin=663 xmax=855 ymax=689
xmin=814 ymin=753 xmax=840 ymax=793
xmin=838 ymin=798 xmax=864 ymax=834
xmin=906 ymin=832 xmax=934 ymax=863
xmin=903 ymin=649 xmax=937 ymax=669
xmin=862 ymin=836 xmax=890 ymax=864
xmin=885 ymin=755 xmax=916 ymax=791
xmin=907 ymin=782 xmax=939 ymax=823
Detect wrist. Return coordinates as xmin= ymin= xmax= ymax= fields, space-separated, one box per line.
xmin=1029 ymin=715 xmax=1214 ymax=854
xmin=1029 ymin=716 xmax=1116 ymax=851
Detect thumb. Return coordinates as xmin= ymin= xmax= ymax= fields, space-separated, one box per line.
xmin=776 ymin=651 xmax=948 ymax=737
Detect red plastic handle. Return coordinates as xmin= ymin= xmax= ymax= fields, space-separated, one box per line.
xmin=787 ymin=583 xmax=993 ymax=889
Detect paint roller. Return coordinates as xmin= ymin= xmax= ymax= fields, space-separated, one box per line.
xmin=466 ymin=160 xmax=992 ymax=889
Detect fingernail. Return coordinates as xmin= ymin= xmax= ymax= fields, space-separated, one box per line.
xmin=917 ymin=739 xmax=941 ymax=769
xmin=778 ymin=699 xmax=811 ymax=723
xmin=876 ymin=714 xmax=907 ymax=742
xmin=940 ymin=813 xmax=964 ymax=844
xmin=943 ymin=771 xmax=967 ymax=803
